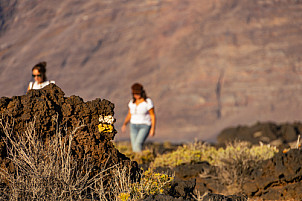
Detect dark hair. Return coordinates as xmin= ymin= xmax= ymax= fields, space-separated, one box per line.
xmin=131 ymin=83 xmax=148 ymax=103
xmin=32 ymin=61 xmax=47 ymax=81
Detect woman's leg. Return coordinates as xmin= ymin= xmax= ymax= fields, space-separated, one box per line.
xmin=133 ymin=124 xmax=151 ymax=152
xmin=130 ymin=124 xmax=139 ymax=151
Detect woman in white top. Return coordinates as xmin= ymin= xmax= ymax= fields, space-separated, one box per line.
xmin=122 ymin=83 xmax=156 ymax=152
xmin=27 ymin=61 xmax=55 ymax=91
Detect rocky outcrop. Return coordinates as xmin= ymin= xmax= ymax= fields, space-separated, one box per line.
xmin=0 ymin=84 xmax=138 ymax=179
xmin=243 ymin=149 xmax=302 ymax=200
xmin=152 ymin=146 xmax=302 ymax=200
xmin=217 ymin=122 xmax=302 ymax=148
xmin=171 ymin=162 xmax=225 ymax=195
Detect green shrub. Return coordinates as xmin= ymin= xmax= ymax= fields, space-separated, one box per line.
xmin=129 ymin=168 xmax=174 ymax=200
xmin=150 ymin=141 xmax=216 ymax=168
xmin=151 ymin=141 xmax=278 ymax=169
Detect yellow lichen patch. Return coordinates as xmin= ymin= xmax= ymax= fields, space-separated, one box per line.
xmin=98 ymin=123 xmax=113 ymax=133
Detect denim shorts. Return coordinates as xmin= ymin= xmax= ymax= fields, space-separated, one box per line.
xmin=130 ymin=123 xmax=151 ymax=152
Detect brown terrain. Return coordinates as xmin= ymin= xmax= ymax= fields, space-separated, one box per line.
xmin=1 ymin=85 xmax=301 ymax=200
xmin=1 ymin=0 xmax=302 ymax=142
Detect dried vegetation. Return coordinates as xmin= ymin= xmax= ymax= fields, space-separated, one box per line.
xmin=0 ymin=117 xmax=173 ymax=200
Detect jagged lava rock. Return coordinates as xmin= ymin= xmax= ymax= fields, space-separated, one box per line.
xmin=243 ymin=149 xmax=302 ymax=200
xmin=0 ymin=84 xmax=138 ymax=176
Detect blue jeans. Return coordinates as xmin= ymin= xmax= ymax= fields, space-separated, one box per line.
xmin=130 ymin=124 xmax=151 ymax=152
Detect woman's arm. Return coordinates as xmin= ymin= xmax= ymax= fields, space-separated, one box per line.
xmin=121 ymin=109 xmax=131 ymax=133
xmin=148 ymin=108 xmax=156 ymax=137
xmin=27 ymin=82 xmax=32 ymax=92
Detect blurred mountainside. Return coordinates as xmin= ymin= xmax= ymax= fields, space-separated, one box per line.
xmin=0 ymin=0 xmax=302 ymax=142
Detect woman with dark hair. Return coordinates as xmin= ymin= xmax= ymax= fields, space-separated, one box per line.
xmin=122 ymin=83 xmax=156 ymax=152
xmin=27 ymin=61 xmax=55 ymax=91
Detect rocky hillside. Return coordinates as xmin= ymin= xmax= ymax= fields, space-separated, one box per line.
xmin=1 ymin=0 xmax=302 ymax=142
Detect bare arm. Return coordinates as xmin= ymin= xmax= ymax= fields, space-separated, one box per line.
xmin=148 ymin=108 xmax=156 ymax=137
xmin=121 ymin=109 xmax=131 ymax=133
xmin=27 ymin=83 xmax=32 ymax=92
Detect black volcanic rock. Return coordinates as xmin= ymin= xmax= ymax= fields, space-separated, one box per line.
xmin=169 ymin=178 xmax=196 ymax=199
xmin=0 ymin=84 xmax=138 ymax=184
xmin=243 ymin=149 xmax=302 ymax=200
xmin=217 ymin=122 xmax=302 ymax=147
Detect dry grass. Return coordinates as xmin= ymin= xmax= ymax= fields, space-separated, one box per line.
xmin=0 ymin=117 xmax=174 ymax=200
xmin=0 ymin=117 xmax=102 ymax=200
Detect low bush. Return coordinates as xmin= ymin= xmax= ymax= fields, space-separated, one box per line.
xmin=93 ymin=165 xmax=173 ymax=201
xmin=150 ymin=140 xmax=278 ymax=195
xmin=150 ymin=141 xmax=216 ymax=168
xmin=130 ymin=168 xmax=173 ymax=199
xmin=151 ymin=140 xmax=278 ymax=168
xmin=214 ymin=141 xmax=278 ymax=194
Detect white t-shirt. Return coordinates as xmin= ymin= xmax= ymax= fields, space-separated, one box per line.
xmin=128 ymin=98 xmax=154 ymax=125
xmin=28 ymin=80 xmax=55 ymax=90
